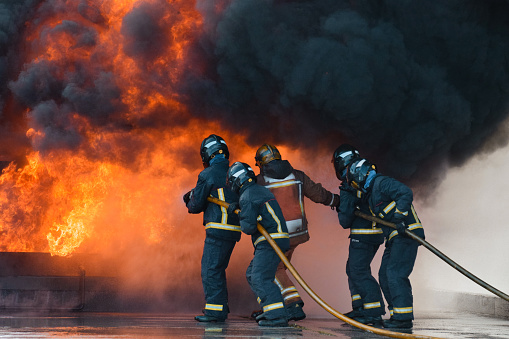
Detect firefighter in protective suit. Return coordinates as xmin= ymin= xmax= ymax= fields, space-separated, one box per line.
xmin=347 ymin=159 xmax=425 ymax=329
xmin=183 ymin=134 xmax=241 ymax=323
xmin=226 ymin=162 xmax=290 ymax=327
xmin=254 ymin=144 xmax=340 ymax=321
xmin=333 ymin=145 xmax=385 ymax=325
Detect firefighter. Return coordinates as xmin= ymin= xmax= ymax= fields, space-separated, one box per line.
xmin=254 ymin=144 xmax=340 ymax=321
xmin=226 ymin=161 xmax=290 ymax=327
xmin=333 ymin=144 xmax=385 ymax=326
xmin=346 ymin=158 xmax=425 ymax=329
xmin=183 ymin=134 xmax=241 ymax=323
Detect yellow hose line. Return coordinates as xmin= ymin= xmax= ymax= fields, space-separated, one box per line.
xmin=207 ymin=197 xmax=442 ymax=339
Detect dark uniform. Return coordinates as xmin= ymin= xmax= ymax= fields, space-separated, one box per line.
xmin=257 ymin=159 xmax=337 ymax=313
xmin=367 ymin=174 xmax=425 ymax=324
xmin=186 ymin=156 xmax=241 ymax=320
xmin=337 ymin=183 xmax=385 ymax=321
xmin=238 ymin=182 xmax=290 ymax=323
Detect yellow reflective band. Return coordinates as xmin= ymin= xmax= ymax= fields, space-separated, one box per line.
xmin=274 ymin=277 xmax=283 ymax=290
xmin=411 ymin=205 xmax=421 ymax=223
xmin=352 ymin=294 xmax=361 ymax=301
xmin=265 ymin=202 xmax=283 ymax=233
xmin=265 ymin=180 xmax=302 ymax=189
xmin=263 ymin=302 xmax=284 ymax=312
xmin=205 ymin=223 xmax=242 ymax=232
xmin=284 ymin=293 xmax=300 ymax=301
xmin=257 ymin=297 xmax=261 ymax=304
xmin=282 ymin=286 xmax=297 ymax=295
xmin=408 ymin=224 xmax=423 ymax=231
xmin=383 ymin=201 xmax=396 ymax=214
xmin=364 ymin=302 xmax=381 ymax=309
xmin=389 ymin=309 xmax=394 ymax=316
xmin=205 ymin=303 xmax=224 ymax=311
xmin=254 ymin=232 xmax=289 ymax=246
xmin=388 ymin=230 xmax=398 ymax=241
xmin=395 ymin=208 xmax=408 ymax=217
xmin=394 ymin=307 xmax=413 ymax=314
xmin=217 ymin=188 xmax=228 ymax=224
xmin=357 ymin=190 xmax=362 ymax=198
xmin=351 ymin=228 xmax=383 ymax=234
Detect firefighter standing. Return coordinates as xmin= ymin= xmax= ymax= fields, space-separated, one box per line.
xmin=226 ymin=161 xmax=290 ymax=327
xmin=183 ymin=134 xmax=241 ymax=323
xmin=254 ymin=144 xmax=340 ymax=321
xmin=346 ymin=158 xmax=425 ymax=329
xmin=333 ymin=145 xmax=385 ymax=325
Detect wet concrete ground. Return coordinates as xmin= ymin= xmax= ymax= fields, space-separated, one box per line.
xmin=0 ymin=312 xmax=506 ymax=338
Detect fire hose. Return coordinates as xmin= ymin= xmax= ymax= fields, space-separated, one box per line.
xmin=354 ymin=211 xmax=509 ymax=302
xmin=207 ymin=196 xmax=442 ymax=339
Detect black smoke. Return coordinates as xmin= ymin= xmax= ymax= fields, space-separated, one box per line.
xmin=188 ymin=0 xmax=509 ymax=193
xmin=0 ymin=0 xmax=509 ymax=194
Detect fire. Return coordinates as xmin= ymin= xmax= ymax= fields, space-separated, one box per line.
xmin=0 ymin=0 xmax=207 ymax=257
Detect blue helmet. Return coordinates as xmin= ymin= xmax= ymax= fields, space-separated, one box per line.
xmin=347 ymin=158 xmax=376 ymax=191
xmin=226 ymin=162 xmax=256 ymax=194
xmin=200 ymin=134 xmax=229 ymax=167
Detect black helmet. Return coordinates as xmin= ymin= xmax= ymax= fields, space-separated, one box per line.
xmin=332 ymin=144 xmax=360 ymax=180
xmin=347 ymin=158 xmax=376 ymax=191
xmin=226 ymin=162 xmax=256 ymax=194
xmin=200 ymin=134 xmax=229 ymax=167
xmin=255 ymin=144 xmax=281 ymax=167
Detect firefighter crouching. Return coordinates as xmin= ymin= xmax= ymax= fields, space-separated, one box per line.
xmin=254 ymin=144 xmax=340 ymax=321
xmin=183 ymin=134 xmax=241 ymax=323
xmin=346 ymin=158 xmax=425 ymax=329
xmin=226 ymin=162 xmax=290 ymax=327
xmin=333 ymin=144 xmax=385 ymax=325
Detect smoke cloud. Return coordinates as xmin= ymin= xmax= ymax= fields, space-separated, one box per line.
xmin=189 ymin=0 xmax=509 ymax=194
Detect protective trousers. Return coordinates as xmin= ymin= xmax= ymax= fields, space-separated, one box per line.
xmin=346 ymin=239 xmax=385 ymax=316
xmin=201 ymin=236 xmax=236 ymax=320
xmin=246 ymin=242 xmax=288 ymax=320
xmin=378 ymin=236 xmax=419 ymax=321
xmin=274 ymin=237 xmax=304 ymax=306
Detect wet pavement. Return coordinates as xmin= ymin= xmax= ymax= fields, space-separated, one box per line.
xmin=0 ymin=312 xmax=506 ymax=338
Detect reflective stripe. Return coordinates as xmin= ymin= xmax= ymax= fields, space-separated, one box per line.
xmin=205 ymin=222 xmax=241 ymax=232
xmin=217 ymin=188 xmax=227 ymax=225
xmin=265 ymin=202 xmax=283 ymax=233
xmin=282 ymin=286 xmax=297 ymax=295
xmin=205 ymin=303 xmax=224 ymax=311
xmin=383 ymin=201 xmax=396 ymax=214
xmin=351 ymin=228 xmax=383 ymax=235
xmin=395 ymin=208 xmax=408 ymax=217
xmin=265 ymin=180 xmax=302 ymax=189
xmin=364 ymin=302 xmax=381 ymax=309
xmin=284 ymin=292 xmax=300 ymax=301
xmin=352 ymin=294 xmax=361 ymax=301
xmin=263 ymin=302 xmax=285 ymax=313
xmin=274 ymin=277 xmax=283 ymax=291
xmin=389 ymin=309 xmax=394 ymax=316
xmin=387 ymin=223 xmax=423 ymax=240
xmin=257 ymin=297 xmax=261 ymax=304
xmin=393 ymin=307 xmax=413 ymax=314
xmin=254 ymin=232 xmax=289 ymax=246
xmin=289 ymin=229 xmax=308 ymax=238
xmin=356 ymin=190 xmax=362 ymax=199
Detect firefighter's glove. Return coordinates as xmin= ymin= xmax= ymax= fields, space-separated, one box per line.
xmin=330 ymin=194 xmax=340 ymax=210
xmin=396 ymin=221 xmax=408 ymax=236
xmin=227 ymin=202 xmax=240 ymax=215
xmin=183 ymin=190 xmax=192 ymax=205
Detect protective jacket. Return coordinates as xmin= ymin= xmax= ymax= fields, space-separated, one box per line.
xmin=257 ymin=160 xmax=335 ymax=241
xmin=238 ymin=182 xmax=290 ymax=251
xmin=338 ymin=183 xmax=384 ymax=245
xmin=367 ymin=174 xmax=424 ymax=241
xmin=186 ymin=157 xmax=241 ymax=242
